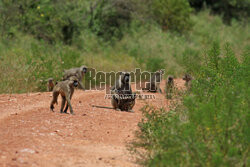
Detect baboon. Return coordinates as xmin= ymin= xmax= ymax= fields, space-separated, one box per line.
xmin=62 ymin=65 xmax=87 ymax=90
xmin=166 ymin=75 xmax=174 ymax=99
xmin=47 ymin=78 xmax=54 ymax=92
xmin=183 ymin=74 xmax=193 ymax=88
xmin=166 ymin=75 xmax=174 ymax=88
xmin=50 ymin=76 xmax=79 ymax=115
xmin=142 ymin=69 xmax=164 ymax=93
xmin=111 ymin=72 xmax=136 ymax=112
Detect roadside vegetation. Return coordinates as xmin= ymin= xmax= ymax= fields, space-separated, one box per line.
xmin=131 ymin=43 xmax=249 ymax=166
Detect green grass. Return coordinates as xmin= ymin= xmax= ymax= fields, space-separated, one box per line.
xmin=0 ymin=10 xmax=249 ymax=93
xmin=131 ymin=43 xmax=250 ymax=166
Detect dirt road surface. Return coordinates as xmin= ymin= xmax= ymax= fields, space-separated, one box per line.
xmin=0 ymin=79 xmax=185 ymax=167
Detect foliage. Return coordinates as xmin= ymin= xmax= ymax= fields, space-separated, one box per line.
xmin=132 ymin=44 xmax=250 ymax=166
xmin=0 ymin=10 xmax=249 ymax=93
xmin=0 ymin=0 xmax=193 ymax=43
xmin=0 ymin=0 xmax=89 ymax=44
xmin=188 ymin=0 xmax=250 ymax=23
xmin=89 ymin=0 xmax=133 ymax=40
xmin=146 ymin=57 xmax=165 ymax=72
xmin=131 ymin=0 xmax=193 ymax=32
xmin=0 ymin=0 xmax=134 ymax=42
xmin=151 ymin=0 xmax=193 ymax=32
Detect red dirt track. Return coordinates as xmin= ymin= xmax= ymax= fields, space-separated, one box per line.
xmin=0 ymin=79 xmax=185 ymax=167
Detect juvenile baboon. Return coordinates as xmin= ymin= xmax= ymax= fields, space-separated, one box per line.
xmin=47 ymin=78 xmax=54 ymax=92
xmin=63 ymin=65 xmax=87 ymax=90
xmin=183 ymin=74 xmax=193 ymax=88
xmin=143 ymin=69 xmax=164 ymax=93
xmin=50 ymin=76 xmax=78 ymax=115
xmin=166 ymin=75 xmax=174 ymax=99
xmin=111 ymin=72 xmax=136 ymax=112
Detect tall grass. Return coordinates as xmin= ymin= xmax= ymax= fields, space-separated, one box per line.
xmin=0 ymin=10 xmax=249 ymax=93
xmin=131 ymin=43 xmax=250 ymax=166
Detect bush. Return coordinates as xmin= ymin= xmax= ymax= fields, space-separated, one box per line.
xmin=89 ymin=0 xmax=133 ymax=40
xmin=188 ymin=0 xmax=250 ymax=23
xmin=146 ymin=57 xmax=165 ymax=72
xmin=151 ymin=0 xmax=193 ymax=32
xmin=178 ymin=48 xmax=202 ymax=74
xmin=0 ymin=35 xmax=83 ymax=93
xmin=0 ymin=0 xmax=134 ymax=42
xmin=0 ymin=0 xmax=88 ymax=44
xmin=132 ymin=43 xmax=250 ymax=166
xmin=131 ymin=0 xmax=193 ymax=32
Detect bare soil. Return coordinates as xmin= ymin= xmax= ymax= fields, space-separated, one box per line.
xmin=0 ymin=79 xmax=185 ymax=167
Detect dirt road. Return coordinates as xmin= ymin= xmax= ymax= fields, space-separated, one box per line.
xmin=0 ymin=79 xmax=185 ymax=167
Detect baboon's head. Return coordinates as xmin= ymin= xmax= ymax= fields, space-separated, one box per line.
xmin=69 ymin=76 xmax=79 ymax=87
xmin=156 ymin=69 xmax=165 ymax=77
xmin=167 ymin=75 xmax=174 ymax=82
xmin=120 ymin=72 xmax=130 ymax=84
xmin=81 ymin=65 xmax=88 ymax=74
xmin=47 ymin=78 xmax=54 ymax=83
xmin=158 ymin=69 xmax=165 ymax=75
xmin=183 ymin=74 xmax=192 ymax=82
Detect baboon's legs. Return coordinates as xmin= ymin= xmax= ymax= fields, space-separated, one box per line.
xmin=65 ymin=95 xmax=74 ymax=115
xmin=63 ymin=92 xmax=74 ymax=113
xmin=111 ymin=95 xmax=120 ymax=111
xmin=78 ymin=81 xmax=85 ymax=90
xmin=128 ymin=101 xmax=135 ymax=113
xmin=60 ymin=96 xmax=66 ymax=113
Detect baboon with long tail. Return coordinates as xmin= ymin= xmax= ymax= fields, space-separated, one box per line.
xmin=50 ymin=76 xmax=79 ymax=115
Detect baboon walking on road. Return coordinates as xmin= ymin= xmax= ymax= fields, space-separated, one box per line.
xmin=63 ymin=65 xmax=87 ymax=90
xmin=111 ymin=72 xmax=136 ymax=112
xmin=50 ymin=76 xmax=78 ymax=115
xmin=142 ymin=69 xmax=164 ymax=93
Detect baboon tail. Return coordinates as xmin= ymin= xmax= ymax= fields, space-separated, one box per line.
xmin=50 ymin=91 xmax=59 ymax=111
xmin=52 ymin=91 xmax=59 ymax=104
xmin=92 ymin=105 xmax=114 ymax=110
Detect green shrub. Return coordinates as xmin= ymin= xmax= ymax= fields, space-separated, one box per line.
xmin=0 ymin=35 xmax=83 ymax=93
xmin=131 ymin=0 xmax=193 ymax=32
xmin=89 ymin=0 xmax=133 ymax=40
xmin=178 ymin=48 xmax=202 ymax=74
xmin=152 ymin=0 xmax=193 ymax=32
xmin=146 ymin=57 xmax=165 ymax=72
xmin=132 ymin=43 xmax=250 ymax=166
xmin=0 ymin=0 xmax=88 ymax=43
xmin=188 ymin=0 xmax=250 ymax=23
